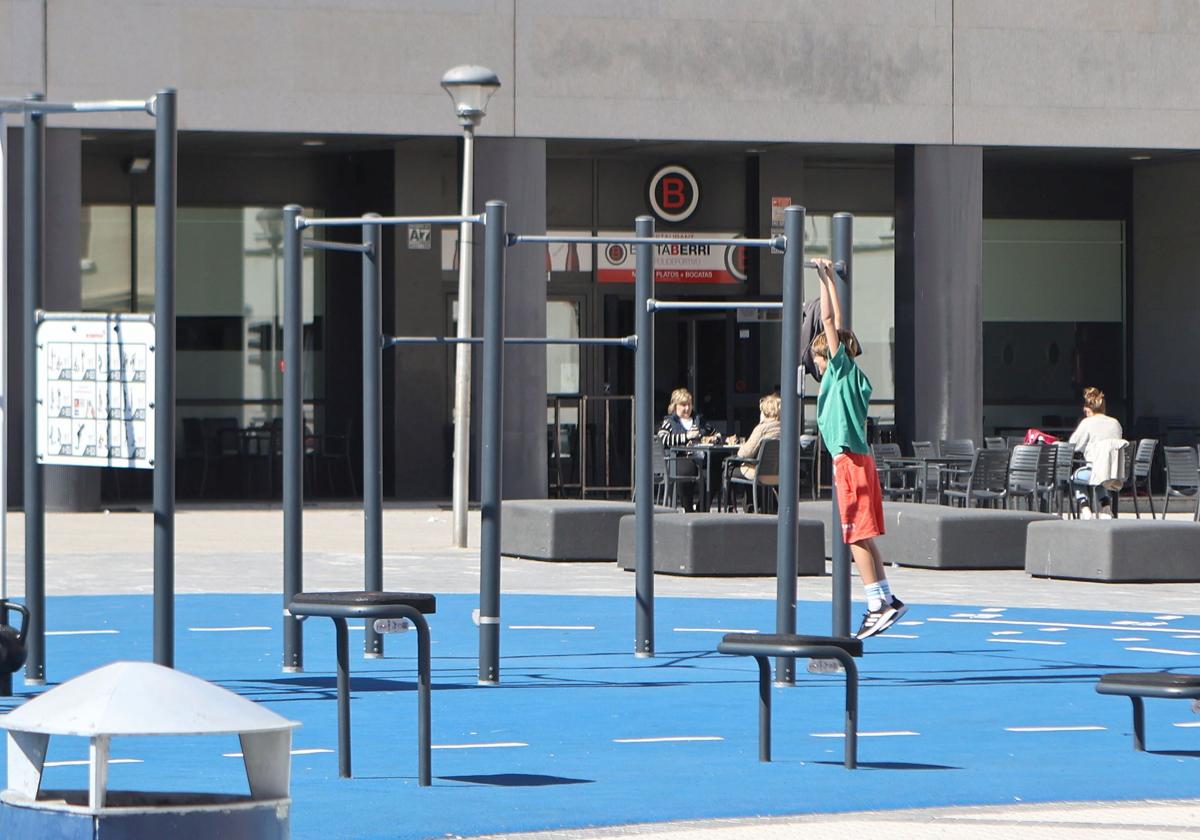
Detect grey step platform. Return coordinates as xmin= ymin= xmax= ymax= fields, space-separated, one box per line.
xmin=616 ymin=512 xmax=824 ymax=576
xmin=501 ymin=499 xmax=676 ymax=562
xmin=796 ymin=501 xmax=1055 ymax=569
xmin=1026 ymin=519 xmax=1200 ymax=582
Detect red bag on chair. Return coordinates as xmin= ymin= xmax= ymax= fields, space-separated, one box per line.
xmin=1023 ymin=428 xmax=1059 ymax=445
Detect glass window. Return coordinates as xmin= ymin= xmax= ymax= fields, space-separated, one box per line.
xmin=546 ymin=299 xmax=581 ymax=395
xmin=81 ymin=205 xmax=326 ymax=427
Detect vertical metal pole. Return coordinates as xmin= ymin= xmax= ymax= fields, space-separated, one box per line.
xmin=477 ymin=200 xmax=505 ymax=684
xmin=22 ymin=94 xmax=45 ymax=684
xmin=774 ymin=205 xmax=803 ymax=684
xmin=451 ymin=124 xmax=475 ymax=547
xmin=633 ymin=215 xmax=655 ymax=656
xmin=334 ymin=616 xmax=351 ymax=777
xmin=362 ymin=215 xmax=383 ymax=658
xmin=153 ymin=88 xmax=177 ymax=668
xmin=0 ymin=112 xmax=9 ymax=625
xmin=831 ymin=212 xmax=854 ymax=638
xmin=282 ymin=205 xmax=304 ymax=671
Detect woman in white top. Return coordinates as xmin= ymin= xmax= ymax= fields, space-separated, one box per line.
xmin=1068 ymin=386 xmax=1123 ymax=518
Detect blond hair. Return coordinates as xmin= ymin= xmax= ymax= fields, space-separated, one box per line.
xmin=667 ymin=387 xmax=694 ymax=415
xmin=1082 ymin=386 xmax=1106 ymax=415
xmin=759 ymin=392 xmax=781 ymax=420
xmin=809 ymin=330 xmax=861 ymax=360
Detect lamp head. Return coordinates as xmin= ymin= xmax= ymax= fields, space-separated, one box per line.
xmin=440 ymin=65 xmax=501 ymax=127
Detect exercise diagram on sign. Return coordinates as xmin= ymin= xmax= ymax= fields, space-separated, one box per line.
xmin=36 ymin=315 xmax=156 ymax=469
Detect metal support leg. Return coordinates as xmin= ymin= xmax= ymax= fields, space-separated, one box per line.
xmin=334 ymin=617 xmax=351 ymax=777
xmin=1131 ymin=696 xmax=1145 ymax=752
xmin=411 ymin=610 xmax=432 ymax=787
xmin=754 ymin=655 xmax=771 ymax=762
xmin=840 ymin=652 xmax=859 ymax=770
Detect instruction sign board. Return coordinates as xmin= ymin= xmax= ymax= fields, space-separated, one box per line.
xmin=36 ymin=314 xmax=156 ymax=469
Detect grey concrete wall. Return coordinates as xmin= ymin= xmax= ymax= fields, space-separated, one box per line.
xmin=6 ymin=1 xmax=1195 ymax=151
xmin=0 ymin=0 xmax=44 ymax=98
xmin=954 ymin=1 xmax=1200 ymax=149
xmin=1131 ymin=160 xmax=1200 ymax=424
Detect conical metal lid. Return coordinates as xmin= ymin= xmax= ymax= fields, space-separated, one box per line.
xmin=0 ymin=661 xmax=298 ymax=737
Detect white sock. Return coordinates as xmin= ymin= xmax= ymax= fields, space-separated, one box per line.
xmin=878 ymin=579 xmax=894 ymax=605
xmin=864 ymin=581 xmax=885 ymax=612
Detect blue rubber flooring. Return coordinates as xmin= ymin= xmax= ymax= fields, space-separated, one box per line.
xmin=2 ymin=592 xmax=1199 ymax=839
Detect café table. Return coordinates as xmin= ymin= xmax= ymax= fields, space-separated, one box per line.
xmin=669 ymin=443 xmax=740 ymax=512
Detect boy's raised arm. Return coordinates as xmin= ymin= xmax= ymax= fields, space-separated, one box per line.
xmin=817 ymin=258 xmax=842 ymax=356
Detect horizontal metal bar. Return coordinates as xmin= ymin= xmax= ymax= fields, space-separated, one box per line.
xmin=296 ymin=214 xmax=483 ymax=230
xmin=509 ymin=233 xmax=786 ymax=251
xmin=384 ymin=335 xmax=637 ymax=349
xmin=303 ymin=240 xmax=372 ymax=254
xmin=36 ymin=310 xmax=154 ymax=324
xmin=647 ymin=300 xmax=783 ymax=312
xmin=0 ymin=98 xmax=151 ymax=114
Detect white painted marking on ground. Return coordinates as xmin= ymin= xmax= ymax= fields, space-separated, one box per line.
xmin=1173 ymin=635 xmax=1200 ymax=640
xmin=811 ymin=731 xmax=919 ymax=738
xmin=1005 ymin=726 xmax=1105 ymax=733
xmin=897 ymin=620 xmax=923 ymax=626
xmin=950 ymin=613 xmax=999 ymax=619
xmin=224 ymin=748 xmax=334 ymax=758
xmin=1125 ymin=647 xmax=1200 ymax=656
xmin=188 ymin=626 xmax=271 ymax=633
xmin=987 ymin=638 xmax=1064 ymax=646
xmin=613 ymin=736 xmax=724 ymax=744
xmin=872 ymin=634 xmax=919 ymax=639
xmin=1115 ymin=637 xmax=1149 ymax=642
xmin=348 ymin=625 xmax=366 ymax=630
xmin=929 ymin=617 xmax=1200 ymax=635
xmin=991 ymin=631 xmax=1023 ymax=636
xmin=1173 ymin=722 xmax=1200 ymax=728
xmin=1038 ymin=627 xmax=1069 ymax=632
xmin=1113 ymin=620 xmax=1168 ymax=627
xmin=509 ymin=625 xmax=595 ymax=631
xmin=1155 ymin=615 xmax=1184 ymax=620
xmin=45 ymin=629 xmax=119 ymax=636
xmin=45 ymin=758 xmax=142 ymax=767
xmin=980 ymin=608 xmax=1007 ymax=613
xmin=432 ymin=742 xmax=528 ymax=750
xmin=673 ymin=628 xmax=759 ymax=634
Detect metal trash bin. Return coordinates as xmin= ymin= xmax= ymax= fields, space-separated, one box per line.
xmin=0 ymin=661 xmax=297 ymax=839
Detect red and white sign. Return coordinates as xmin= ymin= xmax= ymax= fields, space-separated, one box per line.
xmin=648 ymin=165 xmax=699 ymax=223
xmin=597 ymin=231 xmax=747 ymax=285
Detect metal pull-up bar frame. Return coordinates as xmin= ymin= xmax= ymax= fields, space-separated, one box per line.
xmin=0 ymin=90 xmax=177 ymax=685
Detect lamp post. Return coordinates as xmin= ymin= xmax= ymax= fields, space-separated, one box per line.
xmin=442 ymin=65 xmax=500 ymax=548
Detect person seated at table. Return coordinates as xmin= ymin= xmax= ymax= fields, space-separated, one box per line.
xmin=1068 ymin=386 xmax=1123 ymax=519
xmin=733 ymin=392 xmax=781 ymax=480
xmin=658 ymin=387 xmax=714 ymax=511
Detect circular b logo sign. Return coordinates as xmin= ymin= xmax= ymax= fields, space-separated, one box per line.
xmin=648 ymin=165 xmax=699 ymax=223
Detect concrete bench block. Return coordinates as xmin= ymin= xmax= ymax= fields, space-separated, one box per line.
xmin=617 ymin=513 xmax=824 ymax=576
xmin=797 ymin=501 xmax=1055 ymax=569
xmin=501 ymin=499 xmax=675 ymax=562
xmin=1026 ymin=519 xmax=1200 ymax=582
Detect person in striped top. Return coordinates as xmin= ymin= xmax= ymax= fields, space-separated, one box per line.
xmin=658 ymin=387 xmax=714 ymax=511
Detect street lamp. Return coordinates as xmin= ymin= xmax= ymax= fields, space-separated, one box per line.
xmin=442 ymin=65 xmax=500 ymax=548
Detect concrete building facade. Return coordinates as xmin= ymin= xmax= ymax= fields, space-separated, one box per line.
xmin=2 ymin=0 xmax=1197 ymax=504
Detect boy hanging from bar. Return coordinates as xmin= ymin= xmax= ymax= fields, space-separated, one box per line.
xmin=810 ymin=258 xmax=907 ymax=639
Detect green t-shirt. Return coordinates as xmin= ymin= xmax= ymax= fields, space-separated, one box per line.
xmin=816 ymin=343 xmax=872 ymax=455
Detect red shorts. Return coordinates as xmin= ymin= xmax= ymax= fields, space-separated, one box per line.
xmin=833 ymin=452 xmax=885 ymax=544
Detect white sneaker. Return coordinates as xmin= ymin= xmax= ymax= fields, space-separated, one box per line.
xmin=1078 ymin=506 xmax=1094 ymax=520
xmin=1097 ymin=508 xmax=1113 ymax=520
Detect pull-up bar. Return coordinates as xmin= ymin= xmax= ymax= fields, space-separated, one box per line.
xmin=509 ymin=233 xmax=786 ymax=250
xmin=296 ymin=213 xmax=482 ymax=230
xmin=0 ymin=98 xmax=154 ymax=115
xmin=384 ymin=335 xmax=637 ymax=349
xmin=647 ymin=300 xmax=784 ymax=312
xmin=304 ymin=240 xmax=373 ymax=255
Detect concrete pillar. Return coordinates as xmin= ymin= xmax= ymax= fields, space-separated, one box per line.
xmin=894 ymin=145 xmax=983 ymax=447
xmin=473 ymin=138 xmax=547 ymax=500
